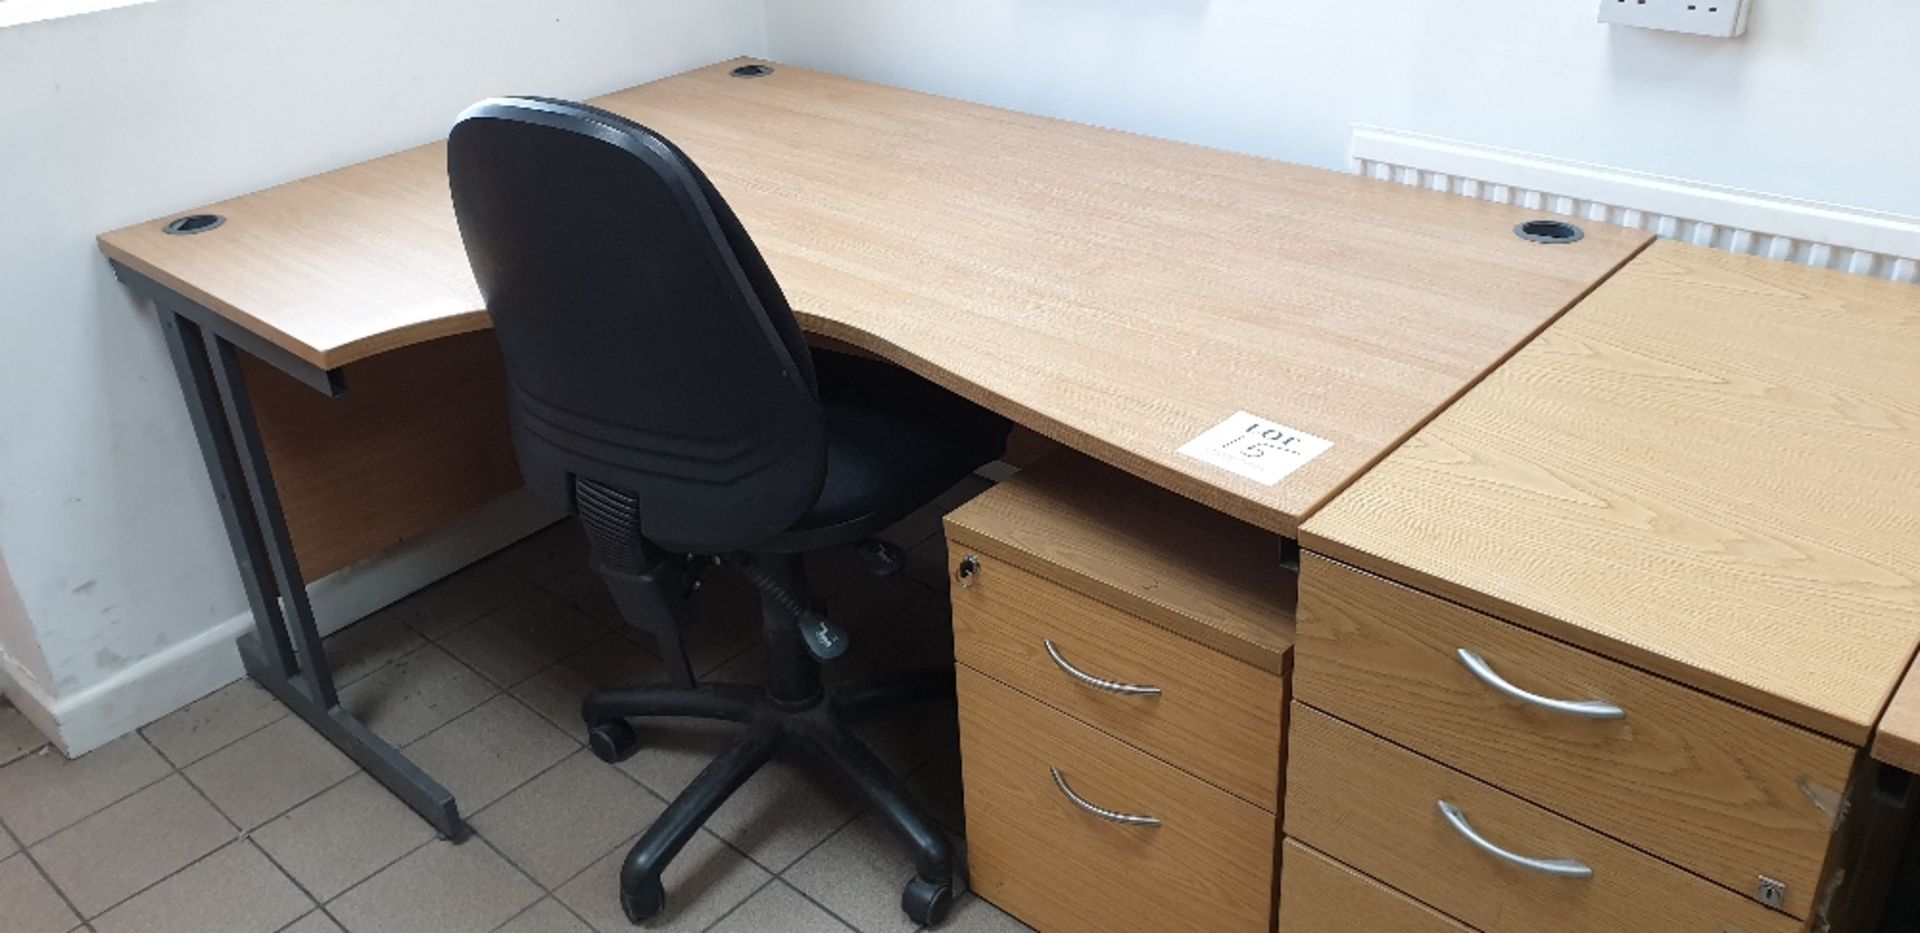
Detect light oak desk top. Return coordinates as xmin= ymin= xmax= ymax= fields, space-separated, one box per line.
xmin=1304 ymin=241 xmax=1920 ymax=744
xmin=99 ymin=59 xmax=1647 ymax=535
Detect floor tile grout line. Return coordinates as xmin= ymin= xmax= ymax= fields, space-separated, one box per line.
xmin=400 ymin=581 xmax=536 ymax=646
xmin=550 ymin=896 xmax=599 ymax=932
xmin=173 ymin=741 xmax=249 ymax=837
xmin=187 ymin=746 xmax=367 ymax=838
xmin=246 ymin=832 xmax=332 ymax=916
xmin=68 ymin=730 xmax=302 ymax=921
xmin=781 ymin=876 xmax=871 ymax=933
xmin=504 ymin=758 xmax=672 ymax=897
xmin=4 ymin=730 xmax=180 ymax=849
xmin=694 ymin=875 xmax=779 ymax=933
xmin=450 ymin=741 xmax=678 ymax=908
xmin=144 ymin=694 xmax=294 ymax=771
xmin=458 ymin=738 xmax=598 ymax=827
xmin=483 ymin=894 xmax=553 ymax=933
xmin=316 ymin=903 xmax=349 ymax=931
xmin=389 ymin=680 xmax=512 ymax=758
xmin=467 ymin=827 xmax=556 ymax=902
xmin=5 ymin=816 xmax=90 ymax=927
xmin=315 ymin=834 xmax=439 ymax=911
xmin=767 ymin=795 xmax=872 ymax=883
xmin=0 ymin=740 xmax=52 ymax=769
xmin=59 ymin=833 xmax=253 ymax=923
xmin=272 ymin=904 xmax=335 ymax=933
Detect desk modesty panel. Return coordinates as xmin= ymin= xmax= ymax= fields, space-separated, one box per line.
xmin=1303 ymin=240 xmax=1920 ymax=744
xmin=99 ymin=59 xmax=1650 ymax=535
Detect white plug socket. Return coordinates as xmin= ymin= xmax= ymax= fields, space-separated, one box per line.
xmin=1599 ymin=0 xmax=1750 ymax=38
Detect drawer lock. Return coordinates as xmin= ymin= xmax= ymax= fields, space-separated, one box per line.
xmin=955 ymin=554 xmax=981 ymax=589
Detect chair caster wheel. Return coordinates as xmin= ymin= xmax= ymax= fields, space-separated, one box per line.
xmin=621 ymin=873 xmax=666 ymax=923
xmin=902 ymin=877 xmax=954 ymax=927
xmin=587 ymin=719 xmax=639 ymax=763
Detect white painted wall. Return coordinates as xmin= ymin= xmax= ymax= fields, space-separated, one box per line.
xmin=762 ymin=0 xmax=1920 ymax=216
xmin=0 ymin=0 xmax=764 ymax=750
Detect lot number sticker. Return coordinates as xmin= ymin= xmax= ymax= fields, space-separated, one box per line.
xmin=1176 ymin=411 xmax=1332 ymax=486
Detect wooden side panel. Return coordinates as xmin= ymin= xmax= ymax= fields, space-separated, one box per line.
xmin=245 ymin=330 xmax=522 ymax=580
xmin=1277 ymin=840 xmax=1470 ymax=933
xmin=1295 ymin=554 xmax=1849 ymax=919
xmin=958 ymin=666 xmax=1275 ymax=933
xmin=1873 ymin=657 xmax=1920 ymax=774
xmin=1285 ymin=705 xmax=1802 ymax=933
xmin=950 ymin=544 xmax=1286 ymax=807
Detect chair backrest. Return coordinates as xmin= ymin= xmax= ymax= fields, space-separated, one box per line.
xmin=448 ymin=97 xmax=825 ymax=553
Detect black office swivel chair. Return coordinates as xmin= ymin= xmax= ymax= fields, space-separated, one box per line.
xmin=447 ymin=97 xmax=1008 ymax=927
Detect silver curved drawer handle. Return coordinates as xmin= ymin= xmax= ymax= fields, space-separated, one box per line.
xmin=1052 ymin=768 xmax=1161 ymax=827
xmin=1456 ymin=649 xmax=1624 ymax=720
xmin=1437 ymin=801 xmax=1592 ymax=879
xmin=1044 ymin=640 xmax=1161 ymax=696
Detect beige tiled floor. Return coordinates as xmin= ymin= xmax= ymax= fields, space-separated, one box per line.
xmin=0 ymin=480 xmax=1030 ymax=933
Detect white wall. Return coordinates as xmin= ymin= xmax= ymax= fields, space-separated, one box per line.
xmin=763 ymin=0 xmax=1920 ymax=216
xmin=0 ymin=0 xmax=764 ymax=749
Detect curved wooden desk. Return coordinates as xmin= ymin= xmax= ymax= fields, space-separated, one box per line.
xmin=96 ymin=58 xmax=1647 ymax=838
xmin=101 ymin=58 xmax=1647 ymax=537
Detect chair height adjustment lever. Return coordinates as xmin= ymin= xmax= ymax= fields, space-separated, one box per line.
xmin=799 ymin=610 xmax=850 ymax=662
xmin=729 ymin=556 xmax=852 ymax=663
xmin=855 ymin=538 xmax=905 ymax=578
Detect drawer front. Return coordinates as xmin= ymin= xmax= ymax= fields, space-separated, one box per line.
xmin=1286 ymin=706 xmax=1802 ymax=933
xmin=951 ymin=544 xmax=1285 ymax=806
xmin=957 ymin=666 xmax=1276 ymax=933
xmin=1296 ymin=554 xmax=1849 ymax=918
xmin=1278 ymin=839 xmax=1470 ymax=933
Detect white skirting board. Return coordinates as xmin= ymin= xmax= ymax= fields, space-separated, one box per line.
xmin=1350 ymin=126 xmax=1920 ymax=283
xmin=2 ymin=488 xmax=561 ymax=757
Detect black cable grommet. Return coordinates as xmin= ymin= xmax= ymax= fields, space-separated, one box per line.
xmin=1514 ymin=219 xmax=1584 ymax=244
xmin=163 ymin=214 xmax=226 ymax=236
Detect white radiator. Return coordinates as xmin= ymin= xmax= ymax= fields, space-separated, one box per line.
xmin=1350 ymin=126 xmax=1920 ymax=283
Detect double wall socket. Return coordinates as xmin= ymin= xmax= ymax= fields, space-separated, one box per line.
xmin=1599 ymin=0 xmax=1750 ymax=38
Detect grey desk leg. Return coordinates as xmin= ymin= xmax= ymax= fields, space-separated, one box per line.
xmin=156 ymin=307 xmax=464 ymax=839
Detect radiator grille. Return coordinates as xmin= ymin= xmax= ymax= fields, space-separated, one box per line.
xmin=1351 ymin=126 xmax=1920 ymax=283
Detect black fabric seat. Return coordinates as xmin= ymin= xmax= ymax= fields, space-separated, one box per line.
xmin=770 ymin=352 xmax=1006 ymax=551
xmin=448 ymin=96 xmax=1006 ymax=929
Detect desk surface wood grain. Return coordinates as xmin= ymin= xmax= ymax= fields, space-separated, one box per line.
xmin=1304 ymin=241 xmax=1920 ymax=743
xmin=98 ymin=58 xmax=1648 ymax=533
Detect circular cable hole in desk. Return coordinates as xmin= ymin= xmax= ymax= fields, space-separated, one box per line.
xmin=730 ymin=63 xmax=775 ymax=78
xmin=1513 ymin=219 xmax=1584 ymax=245
xmin=164 ymin=214 xmax=226 ymax=236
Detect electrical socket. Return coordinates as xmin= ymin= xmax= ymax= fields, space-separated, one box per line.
xmin=1598 ymin=0 xmax=1750 ymax=38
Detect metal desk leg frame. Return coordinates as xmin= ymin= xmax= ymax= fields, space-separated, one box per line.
xmin=154 ymin=305 xmax=464 ymax=838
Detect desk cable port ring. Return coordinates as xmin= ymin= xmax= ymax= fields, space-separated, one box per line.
xmin=164 ymin=214 xmax=226 ymax=236
xmin=1514 ymin=219 xmax=1584 ymax=244
xmin=731 ymin=63 xmax=775 ymax=78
